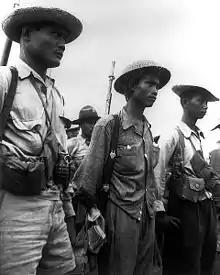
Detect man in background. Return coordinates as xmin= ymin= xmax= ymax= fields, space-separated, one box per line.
xmin=66 ymin=126 xmax=80 ymax=139
xmin=68 ymin=105 xmax=100 ymax=173
xmin=68 ymin=105 xmax=100 ymax=275
xmin=210 ymin=140 xmax=220 ymax=175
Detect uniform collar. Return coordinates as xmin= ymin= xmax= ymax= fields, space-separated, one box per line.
xmin=14 ymin=58 xmax=55 ymax=87
xmin=77 ymin=132 xmax=90 ymax=145
xmin=178 ymin=121 xmax=204 ymax=139
xmin=120 ymin=106 xmax=151 ymax=135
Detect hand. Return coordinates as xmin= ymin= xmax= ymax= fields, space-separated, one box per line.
xmin=74 ymin=188 xmax=97 ymax=210
xmin=155 ymin=211 xmax=180 ymax=233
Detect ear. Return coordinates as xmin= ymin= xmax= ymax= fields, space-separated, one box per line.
xmin=131 ymin=85 xmax=136 ymax=91
xmin=21 ymin=27 xmax=31 ymax=42
xmin=180 ymin=97 xmax=189 ymax=109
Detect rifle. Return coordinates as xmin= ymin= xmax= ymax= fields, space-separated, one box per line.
xmin=105 ymin=61 xmax=116 ymax=115
xmin=0 ymin=1 xmax=20 ymax=66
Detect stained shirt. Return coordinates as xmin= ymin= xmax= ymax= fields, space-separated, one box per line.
xmin=73 ymin=107 xmax=164 ymax=221
xmin=154 ymin=121 xmax=212 ymax=201
xmin=0 ymin=59 xmax=68 ymax=200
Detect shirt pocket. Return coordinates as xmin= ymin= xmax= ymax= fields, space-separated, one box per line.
xmin=116 ymin=144 xmax=142 ymax=172
xmin=9 ymin=84 xmax=45 ymax=132
xmin=11 ymin=117 xmax=43 ymax=132
xmin=117 ymin=144 xmax=139 ymax=156
xmin=10 ymin=81 xmax=45 ymax=122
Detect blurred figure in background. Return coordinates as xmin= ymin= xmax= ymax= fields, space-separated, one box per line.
xmin=209 ymin=139 xmax=220 ymax=274
xmin=66 ymin=126 xmax=80 ymax=139
xmin=68 ymin=105 xmax=100 ymax=275
xmin=68 ymin=105 xmax=100 ymax=173
xmin=210 ymin=140 xmax=220 ymax=175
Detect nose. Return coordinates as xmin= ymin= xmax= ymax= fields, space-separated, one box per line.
xmin=202 ymin=101 xmax=208 ymax=109
xmin=57 ymin=43 xmax=65 ymax=53
xmin=151 ymin=86 xmax=158 ymax=96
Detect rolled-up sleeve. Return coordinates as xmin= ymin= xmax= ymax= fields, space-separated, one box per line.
xmin=154 ymin=130 xmax=178 ymax=200
xmin=73 ymin=117 xmax=113 ymax=196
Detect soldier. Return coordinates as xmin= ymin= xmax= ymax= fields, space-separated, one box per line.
xmin=210 ymin=141 xmax=220 ymax=175
xmin=0 ymin=5 xmax=82 ymax=274
xmin=66 ymin=126 xmax=80 ymax=139
xmin=68 ymin=105 xmax=100 ymax=173
xmin=68 ymin=105 xmax=100 ymax=275
xmin=73 ymin=60 xmax=178 ymax=275
xmin=155 ymin=85 xmax=220 ymax=275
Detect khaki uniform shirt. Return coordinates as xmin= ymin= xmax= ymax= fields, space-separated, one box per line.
xmin=154 ymin=121 xmax=212 ymax=201
xmin=0 ymin=59 xmax=68 ymax=200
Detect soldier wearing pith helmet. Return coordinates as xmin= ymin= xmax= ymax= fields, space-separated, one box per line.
xmin=0 ymin=5 xmax=82 ymax=274
xmin=155 ymin=84 xmax=219 ymax=275
xmin=73 ymin=60 xmax=173 ymax=275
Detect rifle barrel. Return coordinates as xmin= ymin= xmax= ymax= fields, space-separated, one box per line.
xmin=0 ymin=1 xmax=20 ymax=66
xmin=105 ymin=61 xmax=116 ymax=115
xmin=0 ymin=38 xmax=12 ymax=66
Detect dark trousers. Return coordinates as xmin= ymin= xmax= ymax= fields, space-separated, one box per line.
xmin=98 ymin=200 xmax=155 ymax=275
xmin=163 ymin=196 xmax=217 ymax=275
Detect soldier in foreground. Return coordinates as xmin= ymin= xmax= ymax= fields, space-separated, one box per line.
xmin=73 ymin=60 xmax=179 ymax=275
xmin=0 ymin=5 xmax=82 ymax=274
xmin=155 ymin=85 xmax=220 ymax=275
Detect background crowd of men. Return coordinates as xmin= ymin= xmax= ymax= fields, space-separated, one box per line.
xmin=0 ymin=3 xmax=220 ymax=275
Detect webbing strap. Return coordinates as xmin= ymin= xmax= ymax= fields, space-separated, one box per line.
xmin=0 ymin=67 xmax=18 ymax=141
xmin=103 ymin=114 xmax=120 ymax=185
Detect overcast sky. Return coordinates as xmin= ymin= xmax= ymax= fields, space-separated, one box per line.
xmin=0 ymin=0 xmax=220 ymax=155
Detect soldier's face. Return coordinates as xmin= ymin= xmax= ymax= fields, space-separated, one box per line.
xmin=81 ymin=119 xmax=97 ymax=139
xmin=26 ymin=24 xmax=67 ymax=68
xmin=132 ymin=74 xmax=160 ymax=108
xmin=186 ymin=94 xmax=208 ymax=119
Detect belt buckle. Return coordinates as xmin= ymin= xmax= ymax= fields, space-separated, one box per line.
xmin=189 ymin=182 xmax=200 ymax=191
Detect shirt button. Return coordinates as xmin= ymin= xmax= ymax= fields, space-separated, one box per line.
xmin=195 ymin=183 xmax=200 ymax=189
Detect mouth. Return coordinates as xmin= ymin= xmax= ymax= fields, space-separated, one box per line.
xmin=54 ymin=51 xmax=63 ymax=59
xmin=201 ymin=109 xmax=207 ymax=114
xmin=148 ymin=97 xmax=157 ymax=101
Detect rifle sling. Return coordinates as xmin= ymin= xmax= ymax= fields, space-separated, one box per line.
xmin=103 ymin=114 xmax=120 ymax=185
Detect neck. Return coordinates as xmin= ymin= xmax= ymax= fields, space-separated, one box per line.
xmin=125 ymin=99 xmax=145 ymax=121
xmin=81 ymin=132 xmax=91 ymax=142
xmin=181 ymin=112 xmax=197 ymax=130
xmin=20 ymin=52 xmax=47 ymax=80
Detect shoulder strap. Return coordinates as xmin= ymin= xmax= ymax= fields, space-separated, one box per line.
xmin=110 ymin=114 xmax=120 ymax=154
xmin=168 ymin=127 xmax=185 ymax=169
xmin=0 ymin=66 xmax=18 ymax=141
xmin=176 ymin=127 xmax=185 ymax=161
xmin=29 ymin=75 xmax=52 ymax=127
xmin=103 ymin=114 xmax=120 ymax=184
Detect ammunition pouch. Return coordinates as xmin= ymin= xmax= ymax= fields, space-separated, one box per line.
xmin=168 ymin=174 xmax=206 ymax=203
xmin=87 ymin=214 xmax=106 ymax=254
xmin=0 ymin=155 xmax=47 ymax=196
